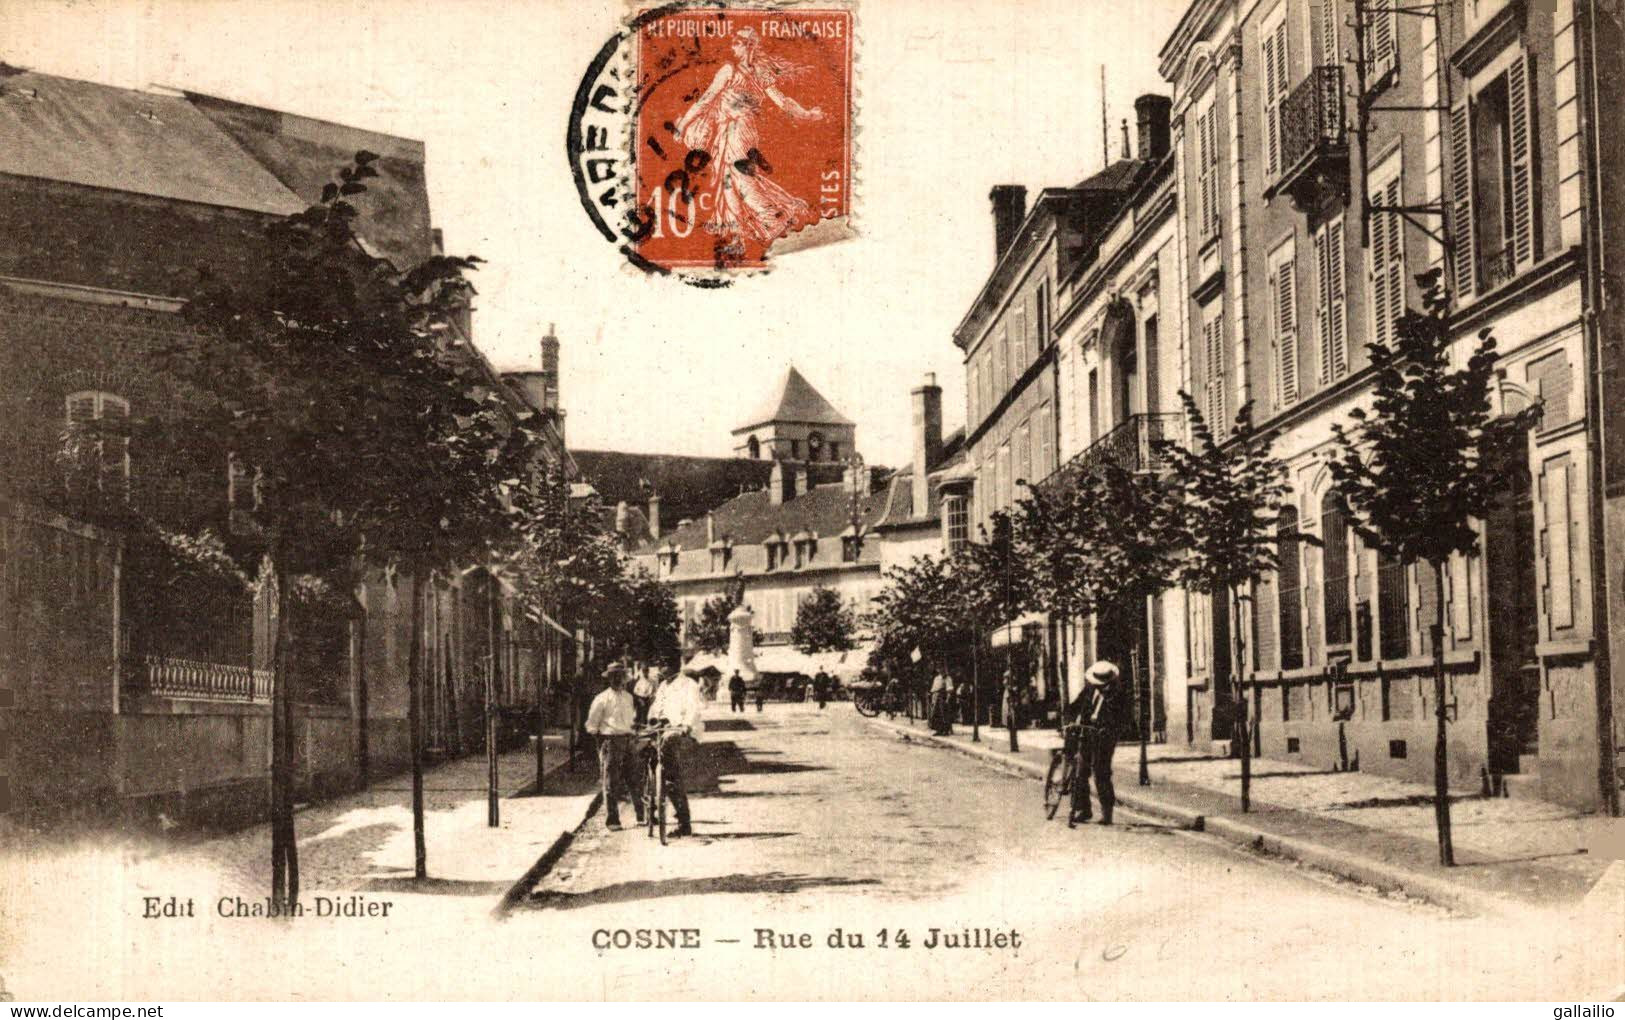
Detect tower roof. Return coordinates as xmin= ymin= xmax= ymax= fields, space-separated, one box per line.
xmin=732 ymin=366 xmax=854 ymax=433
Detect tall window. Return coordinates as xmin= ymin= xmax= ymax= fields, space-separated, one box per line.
xmin=1321 ymin=491 xmax=1352 ymax=646
xmin=1452 ymin=52 xmax=1541 ymax=299
xmin=944 ymin=495 xmax=969 ymax=554
xmin=1016 ymin=421 xmax=1031 ymax=489
xmin=1143 ymin=315 xmax=1160 ymax=414
xmin=1087 ymin=369 xmax=1100 ymax=443
xmin=1202 ymin=303 xmax=1227 ymax=438
xmin=1261 ymin=4 xmax=1290 ymax=181
xmin=1278 ymin=506 xmax=1304 ymax=669
xmin=1012 ymin=307 xmax=1028 ymax=377
xmin=969 ymin=362 xmax=982 ymax=425
xmin=64 ymin=390 xmax=130 ymax=500
xmin=1313 ymin=214 xmax=1348 ymax=385
xmin=1195 ymin=97 xmax=1221 ymax=239
xmin=1269 ymin=238 xmax=1300 ymax=408
xmin=1037 ymin=285 xmax=1051 ymax=348
xmin=997 ymin=441 xmax=1012 ymax=511
xmin=1311 ymin=0 xmax=1340 ymax=67
xmin=1368 ymin=154 xmax=1407 ymax=347
xmin=1377 ymin=548 xmax=1410 ymax=659
xmin=1035 ymin=402 xmax=1054 ymax=479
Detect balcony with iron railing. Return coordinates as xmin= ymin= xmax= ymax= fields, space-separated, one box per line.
xmin=1038 ymin=412 xmax=1180 ymax=493
xmin=1477 ymin=241 xmax=1519 ymax=295
xmin=1268 ymin=65 xmax=1348 ymax=213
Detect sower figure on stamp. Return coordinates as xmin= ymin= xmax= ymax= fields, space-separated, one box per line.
xmin=648 ymin=669 xmax=702 ymax=838
xmin=586 ymin=664 xmax=642 ymax=830
xmin=1069 ymin=660 xmax=1123 ymax=827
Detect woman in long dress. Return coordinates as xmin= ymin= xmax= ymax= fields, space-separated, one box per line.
xmin=672 ymin=27 xmax=825 ymax=256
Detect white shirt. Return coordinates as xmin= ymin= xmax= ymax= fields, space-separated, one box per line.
xmin=633 ymin=674 xmax=656 ymax=699
xmin=585 ymin=687 xmax=636 ymax=737
xmin=650 ymin=675 xmax=703 ymax=737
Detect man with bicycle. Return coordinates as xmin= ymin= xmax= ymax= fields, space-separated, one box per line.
xmin=1069 ymin=660 xmax=1123 ymax=826
xmin=586 ymin=664 xmax=643 ymax=830
xmin=648 ymin=668 xmax=702 ymax=838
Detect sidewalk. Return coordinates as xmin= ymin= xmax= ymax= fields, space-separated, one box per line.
xmin=112 ymin=732 xmax=602 ymax=914
xmin=869 ymin=713 xmax=1623 ymax=916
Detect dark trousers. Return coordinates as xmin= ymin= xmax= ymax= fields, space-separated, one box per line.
xmin=754 ymin=694 xmax=764 ymax=712
xmin=659 ymin=735 xmax=693 ymax=826
xmin=730 ymin=693 xmax=745 ymax=712
xmin=1071 ymin=731 xmax=1117 ymax=823
xmin=596 ymin=735 xmax=642 ymax=823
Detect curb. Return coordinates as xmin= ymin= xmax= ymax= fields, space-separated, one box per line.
xmin=491 ymin=790 xmax=602 ymax=920
xmin=868 ymin=717 xmax=1509 ymax=917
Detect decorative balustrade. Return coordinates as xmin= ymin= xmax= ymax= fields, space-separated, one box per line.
xmin=1478 ymin=242 xmax=1518 ymax=294
xmin=123 ymin=654 xmax=272 ymax=702
xmin=1038 ymin=413 xmax=1180 ymax=494
xmin=1272 ymin=65 xmax=1348 ymax=211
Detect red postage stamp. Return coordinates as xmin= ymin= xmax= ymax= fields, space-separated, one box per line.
xmin=569 ymin=3 xmax=854 ymax=279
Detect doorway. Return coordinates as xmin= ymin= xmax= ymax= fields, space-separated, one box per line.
xmin=1484 ymin=441 xmax=1539 ymax=774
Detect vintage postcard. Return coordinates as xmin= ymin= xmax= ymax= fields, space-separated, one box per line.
xmin=1 ymin=0 xmax=1623 ymax=1005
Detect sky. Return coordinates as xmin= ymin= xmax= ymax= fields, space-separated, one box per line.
xmin=2 ymin=0 xmax=1185 ymax=467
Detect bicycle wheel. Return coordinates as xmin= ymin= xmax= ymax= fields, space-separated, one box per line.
xmin=654 ymin=753 xmax=667 ymax=846
xmin=644 ymin=752 xmax=659 ymax=840
xmin=853 ymin=690 xmax=880 ymax=718
xmin=1043 ymin=753 xmax=1067 ymax=819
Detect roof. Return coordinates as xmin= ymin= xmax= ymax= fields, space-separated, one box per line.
xmin=571 ymin=450 xmax=775 ymax=533
xmin=0 ymin=70 xmax=303 ymax=215
xmin=648 ymin=481 xmax=887 ymax=553
xmin=874 ymin=428 xmax=967 ymax=528
xmin=184 ymin=90 xmax=433 ymax=268
xmin=1073 ymin=158 xmax=1151 ymax=193
xmin=733 ymin=366 xmax=854 ymax=432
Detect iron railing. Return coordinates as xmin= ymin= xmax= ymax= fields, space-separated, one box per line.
xmin=1478 ymin=242 xmax=1518 ymax=294
xmin=123 ymin=654 xmax=272 ymax=702
xmin=1037 ymin=413 xmax=1180 ymax=494
xmin=1279 ymin=65 xmax=1345 ymax=181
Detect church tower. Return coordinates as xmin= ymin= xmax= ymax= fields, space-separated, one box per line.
xmin=730 ymin=366 xmax=856 ymax=464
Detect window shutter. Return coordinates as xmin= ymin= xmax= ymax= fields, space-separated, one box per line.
xmin=1365 ymin=2 xmax=1397 ymax=79
xmin=1273 ymin=18 xmax=1290 ymax=158
xmin=1507 ymin=53 xmax=1537 ymax=269
xmin=1312 ymin=0 xmax=1339 ymax=67
xmin=1379 ymin=177 xmax=1405 ymax=346
xmin=1277 ymin=258 xmax=1299 ymax=405
xmin=1326 ymin=217 xmax=1348 ymax=378
xmin=1448 ymin=100 xmax=1476 ymax=301
xmin=1263 ymin=29 xmax=1282 ymax=179
xmin=66 ymin=394 xmax=96 ymax=424
xmin=1205 ymin=316 xmax=1226 ymax=436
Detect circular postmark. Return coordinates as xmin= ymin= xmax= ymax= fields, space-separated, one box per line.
xmin=567 ymin=0 xmax=854 ymax=284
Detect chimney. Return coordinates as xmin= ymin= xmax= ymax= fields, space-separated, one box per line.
xmin=1121 ymin=118 xmax=1131 ymax=160
xmin=540 ymin=324 xmax=560 ymax=412
xmin=1135 ymin=94 xmax=1172 ymax=162
xmin=615 ymin=500 xmax=631 ymax=536
xmin=705 ymin=511 xmax=716 ymax=545
xmin=648 ymin=493 xmax=661 ymax=541
xmin=911 ymin=373 xmax=943 ymax=518
xmin=769 ymin=461 xmax=787 ymax=506
xmin=989 ymin=184 xmax=1027 ymax=260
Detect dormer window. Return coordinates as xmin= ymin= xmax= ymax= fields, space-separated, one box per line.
xmin=765 ymin=532 xmax=790 ymax=570
xmin=792 ymin=530 xmax=815 ymax=568
xmin=840 ymin=524 xmax=866 ymax=563
xmin=658 ymin=543 xmax=680 ymax=576
xmin=709 ymin=538 xmax=733 ymax=573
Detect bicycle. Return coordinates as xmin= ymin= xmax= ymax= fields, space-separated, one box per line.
xmin=634 ymin=723 xmax=674 ymax=845
xmin=1043 ymin=723 xmax=1084 ymax=821
xmin=851 ymin=682 xmax=905 ymax=718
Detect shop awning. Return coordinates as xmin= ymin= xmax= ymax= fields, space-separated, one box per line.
xmin=751 ymin=642 xmax=873 ymax=679
xmin=681 ymin=650 xmax=728 ymax=675
xmin=987 ymin=611 xmax=1048 ymax=648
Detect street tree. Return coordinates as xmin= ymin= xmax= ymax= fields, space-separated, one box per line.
xmin=688 ymin=593 xmax=740 ymax=656
xmin=1015 ymin=462 xmax=1180 ymax=780
xmin=868 ymin=552 xmax=961 ymax=710
xmin=172 ymin=152 xmax=546 ymax=896
xmin=952 ymin=511 xmax=1032 ymax=749
xmin=791 ymin=585 xmax=857 ymax=654
xmin=1156 ymin=393 xmax=1308 ymax=812
xmin=1328 ymin=272 xmax=1536 ymax=866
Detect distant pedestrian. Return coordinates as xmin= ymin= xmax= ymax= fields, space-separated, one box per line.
xmin=585 ymin=665 xmax=642 ymax=830
xmin=632 ymin=668 xmax=656 ymax=727
xmin=728 ymin=670 xmax=747 ymax=712
xmin=754 ymin=682 xmax=765 ymax=712
xmin=813 ymin=670 xmax=831 ymax=709
xmin=1069 ymin=660 xmax=1123 ymax=827
xmin=929 ymin=671 xmax=954 ymax=735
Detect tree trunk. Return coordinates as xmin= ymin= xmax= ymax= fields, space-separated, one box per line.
xmin=970 ymin=628 xmax=981 ymax=743
xmin=268 ymin=563 xmax=288 ymax=908
xmin=407 ymin=564 xmax=428 ymax=880
xmin=1134 ymin=642 xmax=1151 ymax=786
xmin=534 ymin=634 xmax=548 ymax=793
xmin=356 ymin=602 xmax=370 ymax=790
xmin=487 ymin=573 xmax=499 ymax=828
xmin=1230 ymin=586 xmax=1251 ymax=813
xmin=1006 ymin=674 xmax=1020 ymax=753
xmin=1430 ymin=559 xmax=1456 ymax=866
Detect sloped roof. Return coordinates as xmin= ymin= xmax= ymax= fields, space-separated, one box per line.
xmin=875 ymin=428 xmax=967 ymax=528
xmin=1073 ymin=157 xmax=1152 ymax=193
xmin=733 ymin=366 xmax=854 ymax=432
xmin=184 ymin=90 xmax=433 ymax=268
xmin=0 ymin=70 xmax=303 ymax=215
xmin=571 ymin=450 xmax=775 ymax=532
xmin=651 ymin=481 xmax=887 ymax=553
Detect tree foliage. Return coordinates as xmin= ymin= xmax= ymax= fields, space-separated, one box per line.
xmin=791 ymin=585 xmax=857 ymax=654
xmin=688 ymin=592 xmax=739 ymax=655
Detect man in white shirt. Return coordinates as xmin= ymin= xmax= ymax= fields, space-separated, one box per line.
xmin=647 ymin=669 xmax=703 ymax=837
xmin=585 ymin=664 xmax=642 ymax=829
xmin=631 ymin=668 xmax=657 ymax=726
